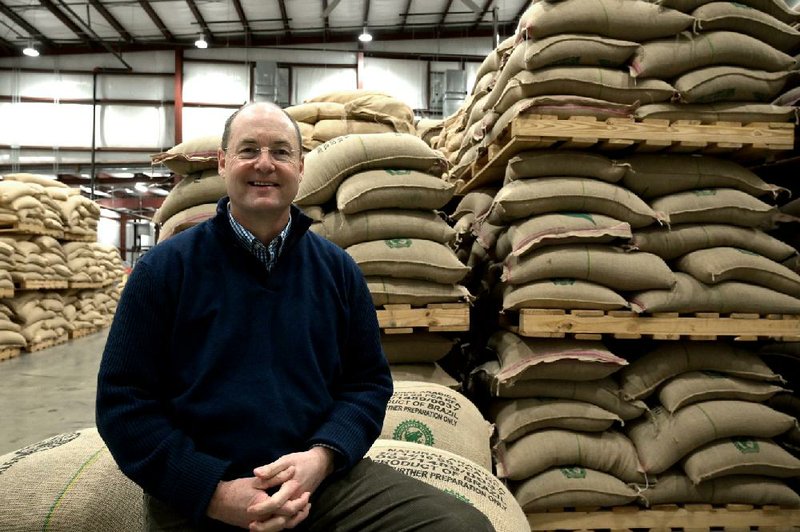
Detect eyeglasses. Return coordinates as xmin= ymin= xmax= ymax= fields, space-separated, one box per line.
xmin=224 ymin=145 xmax=298 ymax=163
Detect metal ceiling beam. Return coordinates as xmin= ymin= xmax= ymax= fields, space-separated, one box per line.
xmin=0 ymin=2 xmax=54 ymax=47
xmin=322 ymin=0 xmax=342 ymax=18
xmin=399 ymin=0 xmax=412 ymax=32
xmin=138 ymin=0 xmax=173 ymax=41
xmin=185 ymin=0 xmax=213 ymax=43
xmin=470 ymin=0 xmax=494 ymax=31
xmin=39 ymin=0 xmax=93 ymax=46
xmin=321 ymin=0 xmax=329 ymax=37
xmin=231 ymin=0 xmax=251 ymax=43
xmin=88 ymin=0 xmax=134 ymax=43
xmin=436 ymin=0 xmax=454 ymax=34
xmin=363 ymin=0 xmax=370 ymax=24
xmin=277 ymin=0 xmax=291 ymax=38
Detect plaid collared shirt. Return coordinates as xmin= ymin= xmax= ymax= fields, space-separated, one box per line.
xmin=227 ymin=201 xmax=292 ymax=272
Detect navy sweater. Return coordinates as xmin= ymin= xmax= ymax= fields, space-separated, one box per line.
xmin=96 ymin=199 xmax=392 ymax=525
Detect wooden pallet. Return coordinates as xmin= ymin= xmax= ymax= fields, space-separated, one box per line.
xmin=68 ymin=281 xmax=103 ymax=289
xmin=505 ymin=309 xmax=800 ymax=341
xmin=458 ymin=115 xmax=795 ymax=194
xmin=0 ymin=288 xmax=13 ymax=298
xmin=528 ymin=503 xmax=800 ymax=531
xmin=25 ymin=333 xmax=69 ymax=353
xmin=14 ymin=279 xmax=69 ymax=290
xmin=0 ymin=222 xmax=63 ymax=239
xmin=376 ymin=303 xmax=469 ymax=334
xmin=0 ymin=346 xmax=22 ymax=362
xmin=62 ymin=231 xmax=97 ymax=242
xmin=69 ymin=327 xmax=100 ymax=339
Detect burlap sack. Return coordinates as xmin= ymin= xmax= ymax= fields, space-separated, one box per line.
xmin=367 ymin=440 xmax=529 ymax=532
xmin=632 ymin=223 xmax=796 ymax=261
xmin=367 ymin=277 xmax=471 ymax=306
xmin=311 ymin=119 xmax=396 ymax=142
xmin=631 ymin=31 xmax=795 ymax=79
xmin=650 ymin=188 xmax=777 ymax=228
xmin=0 ymin=180 xmax=45 ymax=204
xmin=2 ymin=173 xmax=69 ymax=189
xmin=499 ymin=214 xmax=632 ymax=259
xmin=675 ymin=67 xmax=790 ymax=104
xmin=0 ymin=428 xmax=142 ymax=532
xmin=682 ymin=437 xmax=800 ymax=484
xmin=305 ymin=89 xmax=393 ymax=104
xmin=659 ymin=0 xmax=799 ymax=25
xmin=347 ymin=239 xmax=468 ymax=284
xmin=390 ymin=363 xmax=459 ymax=389
xmin=452 ymin=188 xmax=498 ymax=221
xmin=501 ymin=279 xmax=631 ymax=311
xmin=284 ymin=101 xmax=346 ymax=123
xmin=517 ymin=0 xmax=695 ymax=41
xmin=494 ymin=68 xmax=675 ymax=115
xmin=630 ymin=272 xmax=800 ymax=314
xmin=659 ymin=371 xmax=789 ymax=413
xmin=297 ymin=133 xmax=447 ymax=206
xmin=336 ymin=169 xmax=455 ymax=214
xmin=514 ymin=467 xmax=639 ymax=512
xmin=382 ymin=381 xmax=493 ymax=470
xmin=503 ymin=245 xmax=675 ymax=291
xmin=627 ymin=401 xmax=797 ymax=474
xmin=473 ymin=363 xmax=646 ymax=420
xmin=416 ymin=119 xmax=443 ymax=145
xmin=642 ymin=469 xmax=800 ymax=507
xmin=620 ymin=342 xmax=783 ymax=401
xmin=319 ymin=210 xmax=455 ymax=249
xmin=487 ymin=177 xmax=666 ymax=228
xmin=158 ymin=203 xmax=216 ymax=243
xmin=484 ymin=34 xmax=639 ymax=112
xmin=635 ymin=102 xmax=797 ymax=122
xmin=473 ymin=35 xmax=517 ymax=85
xmin=676 ymin=247 xmax=800 ymax=298
xmin=381 ymin=332 xmax=454 ymax=364
xmin=488 ymin=331 xmax=628 ymax=384
xmin=621 ymin=154 xmax=784 ymax=199
xmin=496 ymin=428 xmax=645 ymax=482
xmin=344 ymin=94 xmax=415 ymax=130
xmin=491 ymin=397 xmax=622 ymax=443
xmin=152 ymin=171 xmax=226 ymax=224
xmin=505 ymin=150 xmax=626 ymax=184
xmin=692 ymin=2 xmax=800 ymax=51
xmin=150 ymin=135 xmax=220 ymax=175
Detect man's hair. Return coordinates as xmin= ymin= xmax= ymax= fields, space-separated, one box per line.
xmin=220 ymin=101 xmax=302 ymax=154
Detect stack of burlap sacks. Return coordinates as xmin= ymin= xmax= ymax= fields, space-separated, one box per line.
xmin=472 ymin=337 xmax=800 ymax=512
xmin=434 ymin=0 xmax=799 ymax=181
xmin=151 ymin=91 xmax=420 ymax=240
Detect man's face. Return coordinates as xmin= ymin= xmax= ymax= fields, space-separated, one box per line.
xmin=218 ymin=104 xmax=303 ymax=221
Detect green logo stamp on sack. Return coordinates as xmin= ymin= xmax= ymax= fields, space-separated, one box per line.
xmin=385 ymin=238 xmax=412 ymax=249
xmin=393 ymin=420 xmax=435 ymax=446
xmin=732 ymin=437 xmax=759 ymax=454
xmin=385 ymin=169 xmax=412 ymax=175
xmin=443 ymin=489 xmax=472 ymax=505
xmin=560 ymin=466 xmax=587 ymax=479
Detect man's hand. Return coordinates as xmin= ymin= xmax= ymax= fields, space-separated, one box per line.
xmin=253 ymin=447 xmax=336 ymax=503
xmin=206 ymin=466 xmax=309 ymax=530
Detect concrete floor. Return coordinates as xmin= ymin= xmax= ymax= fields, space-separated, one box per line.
xmin=0 ymin=329 xmax=108 ymax=456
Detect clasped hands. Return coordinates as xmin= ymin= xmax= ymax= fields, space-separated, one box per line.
xmin=207 ymin=446 xmax=336 ymax=531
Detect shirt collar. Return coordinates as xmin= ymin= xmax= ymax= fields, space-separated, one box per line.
xmin=227 ymin=201 xmax=292 ymax=271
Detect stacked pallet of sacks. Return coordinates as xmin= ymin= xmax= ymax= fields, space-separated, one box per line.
xmin=286 ymin=90 xmax=416 ymax=152
xmin=151 ymin=136 xmax=224 ymax=242
xmin=629 ymin=0 xmax=799 ymax=122
xmin=0 ymin=175 xmax=65 ymax=233
xmin=624 ymin=155 xmax=800 ymax=315
xmin=64 ymin=242 xmax=124 ymax=287
xmin=0 ymin=241 xmax=15 ymax=298
xmin=472 ymin=334 xmax=648 ymax=512
xmin=760 ymin=341 xmax=800 ymax=475
xmin=370 ymin=379 xmax=529 ymax=531
xmin=0 ymin=235 xmax=72 ymax=286
xmin=0 ymin=292 xmax=69 ymax=347
xmin=297 ymin=133 xmax=475 ymax=384
xmin=477 ymin=150 xmax=672 ymax=314
xmin=63 ymin=286 xmax=120 ymax=332
xmin=619 ymin=341 xmax=800 ymax=507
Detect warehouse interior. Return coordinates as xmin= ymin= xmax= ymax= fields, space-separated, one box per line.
xmin=2 ymin=0 xmax=800 ymax=530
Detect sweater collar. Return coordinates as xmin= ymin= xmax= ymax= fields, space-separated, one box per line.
xmin=213 ymin=197 xmax=312 ymax=250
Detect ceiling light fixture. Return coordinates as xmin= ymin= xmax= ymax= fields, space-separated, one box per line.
xmin=134 ymin=182 xmax=149 ymax=193
xmin=194 ymin=35 xmax=208 ymax=49
xmin=358 ymin=26 xmax=372 ymax=43
xmin=22 ymin=41 xmax=39 ymax=57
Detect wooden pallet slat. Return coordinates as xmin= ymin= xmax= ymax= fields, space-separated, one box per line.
xmin=0 ymin=346 xmax=21 ymax=362
xmin=376 ymin=303 xmax=469 ymax=333
xmin=25 ymin=333 xmax=69 ymax=353
xmin=69 ymin=327 xmax=100 ymax=340
xmin=514 ymin=310 xmax=800 ymax=340
xmin=14 ymin=279 xmax=70 ymax=290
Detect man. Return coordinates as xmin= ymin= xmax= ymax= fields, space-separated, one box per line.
xmin=96 ymin=102 xmax=494 ymax=531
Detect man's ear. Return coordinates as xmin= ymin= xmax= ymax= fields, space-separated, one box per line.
xmin=297 ymin=155 xmax=304 ymax=182
xmin=217 ymin=148 xmax=226 ymax=177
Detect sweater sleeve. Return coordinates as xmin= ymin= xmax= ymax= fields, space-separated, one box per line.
xmin=307 ymin=259 xmax=393 ymax=468
xmin=95 ymin=261 xmax=231 ymax=524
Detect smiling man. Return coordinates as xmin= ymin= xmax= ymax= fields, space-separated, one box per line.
xmin=96 ymin=102 xmax=495 ymax=532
